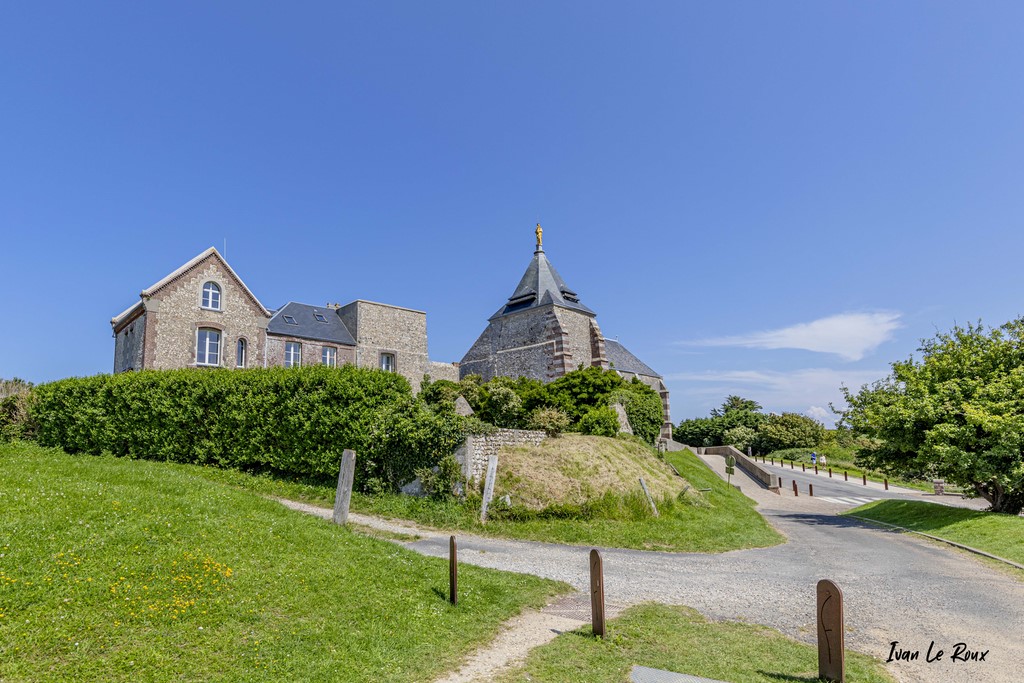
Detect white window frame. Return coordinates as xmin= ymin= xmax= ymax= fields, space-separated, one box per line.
xmin=379 ymin=352 xmax=396 ymax=373
xmin=322 ymin=346 xmax=337 ymax=367
xmin=197 ymin=328 xmax=221 ymax=366
xmin=236 ymin=338 xmax=247 ymax=368
xmin=285 ymin=342 xmax=302 ymax=368
xmin=201 ymin=281 xmax=222 ymax=311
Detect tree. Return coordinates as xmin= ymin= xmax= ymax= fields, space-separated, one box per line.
xmin=711 ymin=395 xmax=762 ymax=417
xmin=839 ymin=319 xmax=1024 ymax=514
xmin=754 ymin=412 xmax=826 ymax=453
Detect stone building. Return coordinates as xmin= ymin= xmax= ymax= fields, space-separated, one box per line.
xmin=460 ymin=227 xmax=672 ymax=439
xmin=111 ymin=247 xmax=459 ymax=388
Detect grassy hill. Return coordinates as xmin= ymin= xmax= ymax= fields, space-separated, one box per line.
xmin=0 ymin=442 xmax=565 ymax=683
xmin=494 ymin=434 xmax=685 ymax=509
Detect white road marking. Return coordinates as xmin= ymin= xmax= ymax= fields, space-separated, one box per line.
xmin=818 ymin=496 xmax=879 ymax=506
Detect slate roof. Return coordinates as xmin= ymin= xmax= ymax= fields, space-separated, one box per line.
xmin=491 ymin=246 xmax=595 ymax=319
xmin=267 ymin=302 xmax=356 ymax=346
xmin=605 ymin=339 xmax=661 ymax=378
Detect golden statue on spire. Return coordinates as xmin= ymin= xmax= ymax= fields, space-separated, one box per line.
xmin=535 ymin=222 xmax=543 ymax=248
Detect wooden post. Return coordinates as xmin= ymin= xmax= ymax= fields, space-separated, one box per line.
xmin=479 ymin=454 xmax=499 ymax=523
xmin=449 ymin=536 xmax=458 ymax=605
xmin=844 ymin=470 xmax=848 ymax=481
xmin=332 ymin=449 xmax=356 ymax=525
xmin=884 ymin=478 xmax=889 ymax=490
xmin=817 ymin=579 xmax=846 ymax=682
xmin=814 ymin=465 xmax=818 ymax=475
xmin=802 ymin=462 xmax=806 ymax=472
xmin=828 ymin=467 xmax=832 ymax=478
xmin=809 ymin=483 xmax=814 ymax=497
xmin=590 ymin=549 xmax=606 ymax=638
xmin=790 ymin=460 xmax=794 ymax=469
xmin=792 ymin=480 xmax=798 ymax=497
xmin=638 ymin=478 xmax=659 ymax=517
xmin=862 ymin=473 xmax=867 ymax=486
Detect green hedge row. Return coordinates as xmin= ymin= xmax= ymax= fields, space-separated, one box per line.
xmin=29 ymin=365 xmax=464 ymax=490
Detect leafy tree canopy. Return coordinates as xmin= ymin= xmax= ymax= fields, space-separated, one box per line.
xmin=839 ymin=319 xmax=1024 ymax=514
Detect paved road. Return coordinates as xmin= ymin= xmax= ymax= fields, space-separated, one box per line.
xmin=282 ymin=454 xmax=1024 ymax=683
xmin=401 ymin=456 xmax=1023 ymax=683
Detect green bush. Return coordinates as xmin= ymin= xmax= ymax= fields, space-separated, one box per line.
xmin=28 ymin=366 xmax=463 ymax=490
xmin=754 ymin=412 xmax=827 ymax=453
xmin=578 ymin=405 xmax=621 ymax=437
xmin=527 ymin=407 xmax=570 ymax=437
xmin=609 ymin=380 xmax=663 ymax=443
xmin=485 ymin=385 xmax=525 ymax=428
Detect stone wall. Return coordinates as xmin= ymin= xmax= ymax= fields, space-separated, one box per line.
xmin=338 ymin=300 xmax=429 ymax=389
xmin=265 ymin=335 xmax=357 ymax=368
xmin=113 ymin=311 xmax=146 ymax=373
xmin=427 ymin=360 xmax=460 ymax=383
xmin=454 ymin=428 xmax=547 ymax=483
xmin=145 ymin=258 xmax=269 ymax=370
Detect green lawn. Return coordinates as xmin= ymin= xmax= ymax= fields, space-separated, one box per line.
xmin=843 ymin=499 xmax=1024 ymax=566
xmin=0 ymin=442 xmax=566 ymax=682
xmin=496 ymin=603 xmax=896 ymax=683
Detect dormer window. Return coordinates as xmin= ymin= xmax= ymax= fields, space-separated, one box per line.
xmin=202 ymin=282 xmax=222 ymax=310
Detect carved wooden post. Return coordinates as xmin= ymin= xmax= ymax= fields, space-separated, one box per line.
xmin=479 ymin=454 xmax=499 ymax=523
xmin=638 ymin=478 xmax=659 ymax=516
xmin=449 ymin=536 xmax=458 ymax=605
xmin=590 ymin=549 xmax=606 ymax=638
xmin=817 ymin=579 xmax=845 ymax=682
xmin=332 ymin=449 xmax=356 ymax=525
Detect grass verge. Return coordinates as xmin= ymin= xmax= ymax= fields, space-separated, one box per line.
xmin=349 ymin=447 xmax=783 ymax=553
xmin=0 ymin=442 xmax=566 ymax=682
xmin=495 ymin=603 xmax=896 ymax=683
xmin=843 ymin=499 xmax=1024 ymax=567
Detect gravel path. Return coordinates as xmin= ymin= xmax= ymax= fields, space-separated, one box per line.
xmin=276 ymin=458 xmax=1024 ymax=683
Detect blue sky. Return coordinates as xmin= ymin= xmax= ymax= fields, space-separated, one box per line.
xmin=2 ymin=2 xmax=1023 ymax=426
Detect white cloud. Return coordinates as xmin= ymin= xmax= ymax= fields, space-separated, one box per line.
xmin=689 ymin=311 xmax=902 ymax=361
xmin=805 ymin=405 xmax=830 ymax=423
xmin=666 ymin=368 xmax=886 ymax=427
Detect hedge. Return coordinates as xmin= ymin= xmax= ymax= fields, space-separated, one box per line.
xmin=29 ymin=365 xmax=463 ymax=489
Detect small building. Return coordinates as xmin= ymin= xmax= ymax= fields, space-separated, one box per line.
xmin=460 ymin=227 xmax=672 ymax=438
xmin=110 ymin=247 xmax=458 ymax=388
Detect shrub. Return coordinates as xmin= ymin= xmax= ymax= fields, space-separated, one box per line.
xmin=415 ymin=454 xmax=466 ymax=500
xmin=28 ymin=365 xmax=453 ymax=488
xmin=578 ymin=405 xmax=621 ymax=437
xmin=754 ymin=412 xmax=827 ymax=453
xmin=485 ymin=386 xmax=525 ymax=428
xmin=723 ymin=425 xmax=757 ymax=451
xmin=609 ymin=380 xmax=663 ymax=443
xmin=0 ymin=378 xmax=33 ymax=442
xmin=527 ymin=407 xmax=570 ymax=437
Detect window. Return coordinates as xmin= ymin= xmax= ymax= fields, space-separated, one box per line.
xmin=197 ymin=328 xmax=221 ymax=366
xmin=314 ymin=313 xmax=328 ymax=323
xmin=285 ymin=342 xmax=301 ymax=368
xmin=379 ymin=352 xmax=396 ymax=372
xmin=283 ymin=315 xmax=298 ymax=325
xmin=236 ymin=339 xmax=247 ymax=368
xmin=202 ymin=282 xmax=222 ymax=310
xmin=322 ymin=346 xmax=337 ymax=367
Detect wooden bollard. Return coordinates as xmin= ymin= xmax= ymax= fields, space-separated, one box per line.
xmin=590 ymin=549 xmax=606 ymax=638
xmin=809 ymin=483 xmax=814 ymax=497
xmin=802 ymin=463 xmax=806 ymax=472
xmin=814 ymin=465 xmax=818 ymax=475
xmin=792 ymin=480 xmax=798 ymax=497
xmin=828 ymin=467 xmax=832 ymax=478
xmin=862 ymin=473 xmax=867 ymax=486
xmin=771 ymin=457 xmax=775 ymax=466
xmin=817 ymin=579 xmax=845 ymax=682
xmin=332 ymin=449 xmax=357 ymax=525
xmin=884 ymin=478 xmax=889 ymax=490
xmin=844 ymin=471 xmax=848 ymax=481
xmin=449 ymin=536 xmax=458 ymax=605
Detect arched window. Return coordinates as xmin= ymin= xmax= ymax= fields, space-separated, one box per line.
xmin=236 ymin=338 xmax=247 ymax=368
xmin=202 ymin=282 xmax=222 ymax=310
xmin=197 ymin=328 xmax=221 ymax=366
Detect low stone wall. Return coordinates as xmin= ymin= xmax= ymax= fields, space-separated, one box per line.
xmin=703 ymin=445 xmax=779 ymax=491
xmin=454 ymin=428 xmax=547 ymax=483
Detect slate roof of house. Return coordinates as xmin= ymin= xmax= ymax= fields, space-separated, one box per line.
xmin=490 ymin=245 xmax=596 ymax=319
xmin=605 ymin=339 xmax=661 ymax=379
xmin=267 ymin=302 xmax=356 ymax=346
